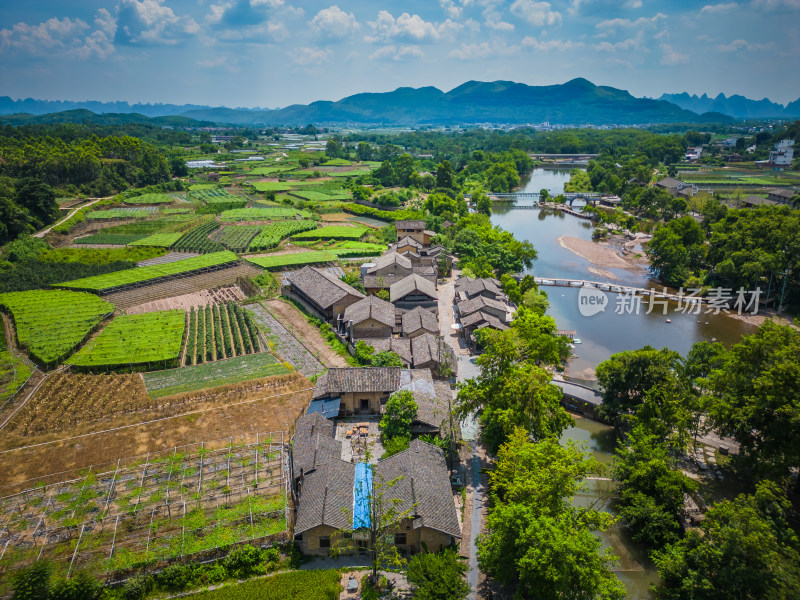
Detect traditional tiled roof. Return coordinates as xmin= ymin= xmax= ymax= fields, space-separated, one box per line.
xmin=294 ymin=455 xmax=355 ymax=535
xmin=313 ymin=367 xmax=402 ymax=399
xmin=656 ymin=177 xmax=683 ymax=189
xmin=375 ymin=440 xmax=461 ymax=538
xmin=423 ymin=229 xmax=436 ymax=237
xmin=395 ymin=220 xmax=426 ymax=230
xmin=397 ymin=369 xmax=448 ymax=430
xmin=456 ymin=295 xmax=509 ymax=318
xmin=291 ymin=412 xmax=341 ymax=480
xmin=363 ymin=274 xmax=399 ymax=289
xmin=475 ymin=314 xmax=510 ymax=331
xmin=455 ymin=277 xmax=504 ymax=299
xmin=459 ymin=310 xmax=493 ymax=329
xmin=390 ymin=274 xmax=437 ymax=303
xmin=395 ymin=235 xmax=423 ymax=249
xmin=743 ymin=195 xmax=778 ymax=207
xmin=288 ymin=266 xmax=364 ymax=310
xmin=366 ymin=252 xmax=412 ymax=274
xmin=411 ymin=333 xmax=442 ymax=366
xmin=343 ymin=296 xmax=395 ymax=328
xmin=359 ymin=337 xmax=412 ymax=365
xmin=402 ymin=306 xmax=439 ymax=336
xmin=768 ymin=187 xmax=796 ymax=199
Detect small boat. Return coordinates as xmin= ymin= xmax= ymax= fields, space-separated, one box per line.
xmin=666 ymin=319 xmax=671 ymax=323
xmin=572 ymin=338 xmax=582 ymax=344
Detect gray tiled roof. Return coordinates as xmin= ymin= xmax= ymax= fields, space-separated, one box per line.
xmin=359 ymin=337 xmax=412 ymax=365
xmin=395 ymin=220 xmax=426 ymax=230
xmin=344 ymin=296 xmax=396 ymax=328
xmin=411 ymin=333 xmax=441 ymax=366
xmin=768 ymin=187 xmax=795 ymax=199
xmin=367 ymin=252 xmax=412 ymax=274
xmin=375 ymin=440 xmax=461 ymax=538
xmin=743 ymin=195 xmax=778 ymax=206
xmin=363 ymin=274 xmax=399 ymax=289
xmin=475 ymin=314 xmax=510 ymax=331
xmin=288 ymin=266 xmax=365 ymax=310
xmin=291 ymin=412 xmax=341 ymax=480
xmin=313 ymin=367 xmax=403 ymax=398
xmin=459 ymin=310 xmax=493 ymax=328
xmin=396 ymin=235 xmax=423 ymax=249
xmin=402 ymin=306 xmax=439 ymax=336
xmin=456 ymin=295 xmax=509 ymax=318
xmin=455 ymin=277 xmax=503 ymax=299
xmin=656 ymin=177 xmax=683 ymax=189
xmin=397 ymin=369 xmax=447 ymax=429
xmin=294 ymin=455 xmax=355 ymax=535
xmin=390 ymin=274 xmax=437 ymax=303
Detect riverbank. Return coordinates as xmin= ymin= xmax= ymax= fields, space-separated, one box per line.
xmin=558 ymin=235 xmax=649 ymax=280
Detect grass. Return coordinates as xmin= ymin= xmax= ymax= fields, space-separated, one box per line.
xmin=66 ymin=310 xmax=186 ymax=369
xmin=246 ymin=251 xmax=338 ymax=270
xmin=122 ymin=193 xmax=174 ymax=204
xmin=129 ymin=233 xmax=184 ymax=247
xmin=55 ymin=251 xmax=238 ymax=292
xmin=177 ymin=570 xmax=342 ymax=600
xmin=291 ymin=225 xmax=367 ymax=240
xmin=143 ymin=352 xmax=290 ymax=397
xmin=0 ymin=290 xmax=114 ymax=366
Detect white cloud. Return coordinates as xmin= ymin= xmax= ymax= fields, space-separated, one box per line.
xmin=365 ymin=11 xmax=461 ymax=43
xmin=717 ymin=38 xmax=775 ymax=51
xmin=521 ymin=36 xmax=584 ymax=50
xmin=440 ymin=0 xmax=462 ymax=19
xmin=369 ymin=44 xmax=424 ymax=60
xmin=251 ymin=0 xmax=284 ymax=6
xmin=448 ymin=40 xmax=518 ymax=59
xmin=594 ymin=30 xmax=646 ymax=52
xmin=0 ymin=10 xmax=117 ymax=59
xmin=596 ymin=13 xmax=667 ymax=32
xmin=288 ymin=46 xmax=332 ymax=65
xmin=700 ymin=3 xmax=739 ymax=14
xmin=660 ymin=43 xmax=689 ymax=65
xmin=567 ymin=0 xmax=588 ymax=16
xmin=310 ymin=6 xmax=359 ymax=37
xmin=116 ymin=0 xmax=199 ymax=45
xmin=625 ymin=0 xmax=643 ymax=8
xmin=484 ymin=10 xmax=514 ymax=30
xmin=510 ymin=0 xmax=562 ymax=26
xmin=751 ymin=0 xmax=800 ymax=9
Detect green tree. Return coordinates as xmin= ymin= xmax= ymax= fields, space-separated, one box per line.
xmin=479 ymin=429 xmax=624 ymax=600
xmin=647 ymin=216 xmax=706 ymax=287
xmin=435 ymin=160 xmax=455 ymax=189
xmin=379 ymin=390 xmax=417 ymax=440
xmin=394 ymin=153 xmax=415 ymax=187
xmin=407 ymin=548 xmax=469 ymax=600
xmin=707 ymin=321 xmax=800 ymax=480
xmin=474 ymin=190 xmax=492 ymax=216
xmin=11 ymin=561 xmax=52 ymax=600
xmin=653 ymin=482 xmax=800 ymax=600
xmin=15 ymin=178 xmax=59 ymax=228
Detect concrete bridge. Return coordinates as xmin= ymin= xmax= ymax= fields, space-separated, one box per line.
xmin=466 ymin=191 xmax=601 ymax=207
xmin=534 ymin=277 xmax=709 ymax=304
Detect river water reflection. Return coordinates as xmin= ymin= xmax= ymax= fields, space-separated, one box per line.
xmin=489 ymin=169 xmax=757 ymax=597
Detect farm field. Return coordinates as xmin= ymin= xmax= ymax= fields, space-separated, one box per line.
xmin=74 ymin=233 xmax=148 ymax=245
xmin=178 ymin=571 xmax=342 ymax=600
xmin=0 ymin=290 xmax=114 ymax=366
xmin=0 ymin=433 xmax=288 ymax=583
xmin=246 ymin=251 xmax=337 ymax=270
xmin=144 ymin=352 xmax=290 ymax=398
xmin=173 ymin=220 xmax=226 ymax=253
xmin=0 ymin=349 xmax=33 ymax=408
xmin=216 ymin=225 xmax=262 ymax=253
xmin=289 ymin=189 xmax=351 ymax=202
xmin=291 ymin=225 xmax=367 ymax=240
xmin=129 ymin=232 xmax=184 ymax=247
xmin=247 ymin=221 xmax=317 ymax=251
xmin=56 ymin=251 xmax=238 ymax=292
xmin=126 ymin=285 xmax=244 ymax=314
xmin=251 ymin=182 xmax=292 ymax=192
xmin=66 ymin=309 xmax=186 ymax=370
xmin=86 ymin=208 xmax=152 ymax=219
xmin=122 ymin=192 xmax=174 ymax=204
xmin=185 ymin=302 xmax=263 ymax=365
xmin=218 ymin=207 xmax=312 ymax=221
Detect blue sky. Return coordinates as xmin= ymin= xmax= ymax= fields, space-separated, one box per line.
xmin=1 ymin=1 xmax=799 ymax=108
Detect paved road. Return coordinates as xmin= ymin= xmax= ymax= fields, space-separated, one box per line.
xmin=467 ymin=443 xmax=484 ymax=600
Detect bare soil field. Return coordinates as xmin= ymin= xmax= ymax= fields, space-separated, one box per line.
xmin=0 ymin=372 xmax=312 ymax=491
xmin=320 ymin=212 xmax=350 ymax=222
xmin=263 ymin=298 xmax=349 ymax=368
xmin=105 ymin=263 xmax=262 ymax=311
xmin=126 ymin=285 xmax=245 ymax=314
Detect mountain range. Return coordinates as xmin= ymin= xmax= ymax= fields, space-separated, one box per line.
xmin=0 ymin=78 xmax=761 ymax=127
xmin=658 ymin=92 xmax=800 ymax=119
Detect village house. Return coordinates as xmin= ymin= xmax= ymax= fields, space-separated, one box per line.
xmin=766 ymin=187 xmax=796 ymax=204
xmin=454 ymin=277 xmax=506 ymax=303
xmin=456 ymin=295 xmax=512 ymax=323
xmin=395 ymin=220 xmax=435 ymax=247
xmin=341 ymin=296 xmax=395 ymax=340
xmin=390 ymin=274 xmax=438 ymax=309
xmin=742 ymin=195 xmax=778 ymax=208
xmin=401 ymin=306 xmax=440 ymax=338
xmin=410 ymin=333 xmax=456 ymax=377
xmin=395 ymin=235 xmax=424 ymax=258
xmin=286 ymin=266 xmax=365 ymax=321
xmin=365 ymin=252 xmax=413 ymax=278
xmin=358 ymin=337 xmax=413 ymax=366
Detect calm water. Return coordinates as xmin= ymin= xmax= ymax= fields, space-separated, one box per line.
xmin=492 ymin=168 xmax=758 ymax=597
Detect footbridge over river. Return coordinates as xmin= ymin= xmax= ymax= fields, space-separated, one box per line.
xmin=465 ymin=191 xmax=601 ymax=206
xmin=534 ymin=277 xmax=710 ymax=304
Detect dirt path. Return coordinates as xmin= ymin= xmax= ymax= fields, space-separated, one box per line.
xmin=263 ymin=299 xmax=348 ymax=368
xmin=34 ymin=196 xmax=111 ymax=238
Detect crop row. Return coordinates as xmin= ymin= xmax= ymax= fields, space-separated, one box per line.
xmin=246 ymin=251 xmax=337 ymax=270
xmin=291 ymin=225 xmax=367 ymax=240
xmin=172 ymin=221 xmax=226 ymax=254
xmin=247 ymin=221 xmax=318 ymax=252
xmin=0 ymin=290 xmax=114 ymax=367
xmin=122 ymin=193 xmax=174 ymax=204
xmin=129 ymin=233 xmax=184 ymax=248
xmin=74 ymin=233 xmax=148 ymax=245
xmin=65 ymin=310 xmax=186 ymax=370
xmin=216 ymin=225 xmax=262 ymax=253
xmin=56 ymin=251 xmax=238 ymax=292
xmin=186 ymin=302 xmax=261 ymax=366
xmin=218 ymin=207 xmax=311 ymax=222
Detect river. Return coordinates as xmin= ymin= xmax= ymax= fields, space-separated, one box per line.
xmin=489 ymin=168 xmax=757 ymax=598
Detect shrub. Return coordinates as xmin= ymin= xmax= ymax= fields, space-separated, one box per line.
xmin=223 ymin=544 xmax=264 ymax=579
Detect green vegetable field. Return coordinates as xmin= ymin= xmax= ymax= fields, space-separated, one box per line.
xmin=247 ymin=221 xmax=318 ymax=251
xmin=291 ymin=225 xmax=367 ymax=240
xmin=86 ymin=208 xmax=151 ymax=219
xmin=179 ymin=570 xmax=342 ymax=600
xmin=144 ymin=352 xmax=289 ymax=397
xmin=129 ymin=233 xmax=184 ymax=247
xmin=66 ymin=310 xmax=186 ymax=369
xmin=217 ymin=225 xmax=262 ymax=253
xmin=219 ymin=207 xmax=312 ymax=221
xmin=122 ymin=193 xmax=174 ymax=204
xmin=246 ymin=251 xmax=338 ymax=270
xmin=0 ymin=290 xmax=114 ymax=366
xmin=56 ymin=251 xmax=238 ymax=292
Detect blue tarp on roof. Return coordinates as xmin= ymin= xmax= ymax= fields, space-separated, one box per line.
xmin=306 ymin=397 xmax=341 ymax=419
xmin=353 ymin=462 xmax=373 ymax=530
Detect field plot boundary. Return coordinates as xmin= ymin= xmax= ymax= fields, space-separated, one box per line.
xmin=0 ymin=432 xmax=289 ymax=583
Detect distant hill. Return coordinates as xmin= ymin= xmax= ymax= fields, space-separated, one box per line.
xmin=183 ymin=79 xmax=721 ymax=126
xmin=1 ymin=79 xmax=739 ymax=127
xmin=658 ymin=92 xmax=800 ymax=119
xmin=0 ymin=109 xmax=216 ymax=128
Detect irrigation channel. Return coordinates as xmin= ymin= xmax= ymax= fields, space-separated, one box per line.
xmin=489 ymin=167 xmax=759 ymax=597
